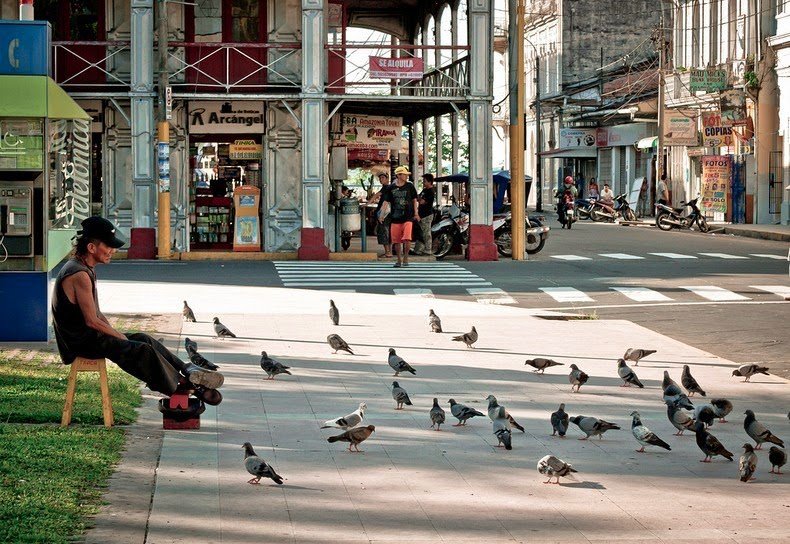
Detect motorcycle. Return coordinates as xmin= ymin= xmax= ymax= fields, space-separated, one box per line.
xmin=575 ymin=198 xmax=595 ymax=220
xmin=431 ymin=204 xmax=469 ymax=258
xmin=655 ymin=197 xmax=710 ymax=233
xmin=493 ymin=211 xmax=550 ymax=256
xmin=555 ymin=190 xmax=576 ymax=229
xmin=590 ymin=193 xmax=636 ymax=222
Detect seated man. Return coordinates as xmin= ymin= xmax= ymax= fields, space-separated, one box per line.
xmin=52 ymin=217 xmax=224 ymax=405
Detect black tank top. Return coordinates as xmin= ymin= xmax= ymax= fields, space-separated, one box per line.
xmin=52 ymin=258 xmax=101 ymax=364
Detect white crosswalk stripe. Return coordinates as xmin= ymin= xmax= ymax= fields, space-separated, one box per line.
xmin=550 ymin=255 xmax=593 ymax=261
xmin=273 ymin=261 xmax=492 ymax=287
xmin=680 ymin=286 xmax=750 ymax=301
xmin=611 ymin=287 xmax=673 ymax=302
xmin=648 ymin=252 xmax=698 ymax=259
xmin=539 ymin=287 xmax=594 ymax=302
xmin=699 ymin=252 xmax=749 ymax=259
xmin=599 ymin=253 xmax=645 ymax=260
xmin=750 ymin=285 xmax=790 ymax=298
xmin=749 ymin=253 xmax=786 ymax=260
xmin=393 ymin=288 xmax=435 ymax=297
xmin=466 ymin=288 xmax=517 ymax=305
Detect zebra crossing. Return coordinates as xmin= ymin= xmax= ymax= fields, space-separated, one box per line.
xmin=547 ymin=251 xmax=785 ymax=261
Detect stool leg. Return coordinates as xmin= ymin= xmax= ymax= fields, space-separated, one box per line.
xmin=98 ymin=362 xmax=114 ymax=428
xmin=61 ymin=365 xmax=79 ymax=427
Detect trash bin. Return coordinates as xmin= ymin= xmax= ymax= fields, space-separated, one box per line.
xmin=340 ymin=198 xmax=361 ymax=231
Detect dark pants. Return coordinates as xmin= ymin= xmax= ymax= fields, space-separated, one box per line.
xmin=94 ymin=332 xmax=185 ymax=396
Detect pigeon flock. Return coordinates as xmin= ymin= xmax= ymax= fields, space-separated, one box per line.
xmin=181 ymin=299 xmax=786 ymax=488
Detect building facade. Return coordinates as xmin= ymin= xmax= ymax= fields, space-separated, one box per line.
xmin=769 ymin=0 xmax=790 ymax=224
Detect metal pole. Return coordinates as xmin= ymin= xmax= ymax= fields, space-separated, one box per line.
xmin=156 ymin=0 xmax=171 ymax=258
xmin=535 ymin=54 xmax=542 ymax=212
xmin=656 ymin=4 xmax=666 ymax=182
xmin=509 ymin=0 xmax=525 ymax=260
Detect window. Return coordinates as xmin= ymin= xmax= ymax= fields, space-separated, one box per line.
xmin=34 ymin=0 xmax=101 ymax=40
xmin=710 ymin=0 xmax=719 ymax=65
xmin=692 ymin=0 xmax=701 ymax=67
xmin=231 ymin=0 xmax=259 ymax=42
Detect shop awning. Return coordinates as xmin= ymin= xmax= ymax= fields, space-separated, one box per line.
xmin=637 ymin=136 xmax=659 ymax=150
xmin=538 ymin=147 xmax=598 ymax=158
xmin=0 ymin=75 xmax=90 ymax=120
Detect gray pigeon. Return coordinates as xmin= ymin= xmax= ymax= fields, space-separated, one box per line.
xmin=537 ymin=454 xmax=577 ymax=484
xmin=259 ymin=351 xmax=291 ymax=379
xmin=327 ymin=333 xmax=354 ymax=355
xmin=525 ymin=358 xmax=564 ymax=373
xmin=430 ymin=398 xmax=446 ymax=431
xmin=242 ymin=442 xmax=284 ymax=485
xmin=617 ymin=359 xmax=644 ymax=388
xmin=666 ymin=399 xmax=696 ymax=436
xmin=452 ymin=326 xmax=478 ymax=348
xmin=769 ymin=446 xmax=786 ymax=474
xmin=739 ymin=443 xmax=757 ymax=482
xmin=663 ymin=383 xmax=693 ymax=410
xmin=486 ymin=394 xmax=525 ymax=432
xmin=391 ymin=381 xmax=413 ymax=410
xmin=492 ymin=406 xmax=512 ymax=450
xmin=623 ymin=348 xmax=656 ymax=366
xmin=327 ymin=425 xmax=375 ymax=452
xmin=731 ymin=364 xmax=770 ymax=381
xmin=631 ymin=411 xmax=671 ymax=453
xmin=570 ymin=415 xmax=621 ymax=440
xmin=448 ymin=398 xmax=484 ymax=426
xmin=551 ymin=403 xmax=569 ymax=437
xmin=428 ymin=309 xmax=442 ymax=333
xmin=321 ymin=402 xmax=366 ymax=430
xmin=329 ymin=299 xmax=339 ymax=326
xmin=681 ymin=365 xmax=706 ymax=396
xmin=569 ymin=364 xmax=589 ymax=393
xmin=183 ymin=300 xmax=196 ymax=322
xmin=744 ymin=410 xmax=784 ymax=450
xmin=187 ymin=347 xmax=220 ymax=371
xmin=694 ymin=404 xmax=716 ymax=428
xmin=711 ymin=398 xmax=733 ymax=422
xmin=184 ymin=337 xmax=198 ymax=354
xmin=661 ymin=371 xmax=679 ymax=391
xmin=694 ymin=422 xmax=733 ymax=462
xmin=388 ymin=348 xmax=416 ymax=376
xmin=213 ymin=317 xmax=236 ymax=338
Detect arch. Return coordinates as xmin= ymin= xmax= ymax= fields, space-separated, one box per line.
xmin=456 ymin=0 xmax=468 ymax=47
xmin=425 ymin=14 xmax=436 ymax=69
xmin=438 ymin=3 xmax=452 ymax=66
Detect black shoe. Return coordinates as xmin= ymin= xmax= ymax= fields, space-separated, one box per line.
xmin=193 ymin=386 xmax=223 ymax=406
xmin=183 ymin=363 xmax=224 ymax=389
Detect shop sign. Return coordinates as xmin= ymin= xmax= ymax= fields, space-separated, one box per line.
xmin=338 ymin=114 xmax=402 ymax=151
xmin=229 ymin=139 xmax=262 ymax=160
xmin=0 ymin=20 xmax=50 ymax=76
xmin=188 ymin=101 xmax=264 ymax=134
xmin=559 ymin=128 xmax=596 ymax=148
xmin=663 ymin=110 xmax=698 ymax=146
xmin=689 ymin=68 xmax=728 ymax=92
xmin=327 ymin=2 xmax=343 ymax=28
xmin=701 ymin=155 xmax=730 ymax=213
xmin=701 ymin=113 xmax=734 ymax=147
xmin=369 ymin=57 xmax=424 ymax=80
xmin=595 ymin=123 xmax=652 ymax=147
xmin=49 ymin=118 xmax=91 ymax=228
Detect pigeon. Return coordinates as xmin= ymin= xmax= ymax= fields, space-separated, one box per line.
xmin=187 ymin=348 xmax=220 ymax=371
xmin=430 ymin=398 xmax=446 ymax=431
xmin=631 ymin=411 xmax=671 ymax=453
xmin=327 ymin=333 xmax=353 ymax=355
xmin=731 ymin=364 xmax=770 ymax=381
xmin=327 ymin=425 xmax=375 ymax=452
xmin=428 ymin=309 xmax=442 ymax=333
xmin=663 ymin=383 xmax=693 ymax=410
xmin=525 ymin=358 xmax=564 ymax=373
xmin=623 ymin=348 xmax=656 ymax=366
xmin=213 ymin=317 xmax=236 ymax=338
xmin=492 ymin=406 xmax=512 ymax=450
xmin=744 ymin=409 xmax=784 ymax=450
xmin=570 ymin=415 xmax=620 ymax=440
xmin=321 ymin=402 xmax=367 ymax=430
xmin=486 ymin=395 xmax=525 ymax=432
xmin=666 ymin=399 xmax=696 ymax=435
xmin=739 ymin=444 xmax=757 ymax=482
xmin=537 ymin=454 xmax=577 ymax=484
xmin=551 ymin=403 xmax=569 ymax=437
xmin=184 ymin=337 xmax=198 ymax=354
xmin=183 ymin=300 xmax=196 ymax=322
xmin=694 ymin=404 xmax=716 ymax=428
xmin=681 ymin=365 xmax=706 ymax=397
xmin=329 ymin=299 xmax=339 ymax=326
xmin=617 ymin=359 xmax=644 ymax=388
xmin=387 ymin=348 xmax=416 ymax=376
xmin=661 ymin=370 xmax=679 ymax=391
xmin=242 ymin=442 xmax=284 ymax=485
xmin=694 ymin=422 xmax=733 ymax=462
xmin=569 ymin=364 xmax=589 ymax=393
xmin=391 ymin=381 xmax=412 ymax=410
xmin=448 ymin=399 xmax=484 ymax=426
xmin=259 ymin=351 xmax=291 ymax=380
xmin=711 ymin=398 xmax=733 ymax=422
xmin=769 ymin=446 xmax=786 ymax=474
xmin=452 ymin=326 xmax=478 ymax=348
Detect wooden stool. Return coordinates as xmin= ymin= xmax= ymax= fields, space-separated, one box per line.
xmin=61 ymin=357 xmax=114 ymax=428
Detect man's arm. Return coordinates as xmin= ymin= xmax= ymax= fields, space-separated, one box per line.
xmin=67 ymin=272 xmax=127 ymax=339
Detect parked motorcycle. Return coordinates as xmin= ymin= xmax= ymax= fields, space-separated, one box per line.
xmin=493 ymin=212 xmax=550 ymax=256
xmin=590 ymin=193 xmax=636 ymax=223
xmin=431 ymin=205 xmax=469 ymax=258
xmin=555 ymin=191 xmax=576 ymax=229
xmin=655 ymin=197 xmax=710 ymax=233
xmin=575 ymin=198 xmax=595 ymax=220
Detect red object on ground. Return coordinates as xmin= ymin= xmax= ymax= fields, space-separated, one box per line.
xmin=161 ymin=380 xmax=202 ymax=430
xmin=467 ymin=224 xmax=498 ymax=261
xmin=298 ymin=227 xmax=330 ymax=260
xmin=126 ymin=227 xmax=157 ymax=259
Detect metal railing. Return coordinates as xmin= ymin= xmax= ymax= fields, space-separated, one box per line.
xmin=52 ymin=41 xmax=132 ymax=90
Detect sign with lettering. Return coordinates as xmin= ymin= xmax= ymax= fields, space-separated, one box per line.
xmin=369 ymin=56 xmax=424 ymax=80
xmin=188 ymin=101 xmax=265 ymax=134
xmin=229 ymin=139 xmax=262 ymax=160
xmin=701 ymin=113 xmax=734 ymax=148
xmin=663 ymin=110 xmax=698 ymax=146
xmin=559 ymin=128 xmax=597 ymax=148
xmin=49 ymin=119 xmax=91 ymax=228
xmin=689 ymin=68 xmax=728 ymax=92
xmin=701 ymin=155 xmax=730 ymax=213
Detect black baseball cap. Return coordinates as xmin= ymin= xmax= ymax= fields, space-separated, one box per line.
xmin=78 ymin=216 xmax=125 ymax=248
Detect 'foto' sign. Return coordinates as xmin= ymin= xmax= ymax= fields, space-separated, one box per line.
xmin=369 ymin=56 xmax=424 ymax=80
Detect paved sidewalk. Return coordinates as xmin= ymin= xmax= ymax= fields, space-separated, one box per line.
xmin=94 ymin=285 xmax=789 ymax=544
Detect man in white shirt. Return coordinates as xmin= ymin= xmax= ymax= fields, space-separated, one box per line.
xmin=600 ymin=183 xmax=614 ymax=204
xmin=657 ymin=174 xmax=670 ymax=206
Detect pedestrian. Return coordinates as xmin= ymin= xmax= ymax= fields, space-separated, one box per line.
xmin=51 ymin=217 xmax=225 ymax=406
xmin=588 ymin=177 xmax=599 ymax=200
xmin=575 ymin=172 xmax=585 ymax=199
xmin=600 ymin=182 xmax=614 ymax=204
xmin=374 ymin=172 xmax=393 ymax=258
xmin=383 ymin=165 xmax=419 ymax=267
xmin=637 ymin=177 xmax=649 ymax=217
xmin=412 ymin=173 xmax=435 ymax=256
xmin=657 ymin=174 xmax=670 ymax=206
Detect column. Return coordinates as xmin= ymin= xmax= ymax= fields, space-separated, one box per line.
xmin=434 ymin=16 xmax=443 ymax=177
xmin=298 ymin=0 xmax=330 ymax=259
xmin=451 ymin=4 xmax=459 ymax=178
xmin=130 ymin=0 xmax=155 ymax=228
xmin=467 ymin=0 xmax=496 ymax=260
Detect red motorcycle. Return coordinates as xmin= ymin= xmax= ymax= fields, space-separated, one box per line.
xmin=555 ymin=190 xmax=576 ymax=229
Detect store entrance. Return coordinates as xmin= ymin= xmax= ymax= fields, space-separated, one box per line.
xmin=188 ymin=136 xmax=262 ymax=251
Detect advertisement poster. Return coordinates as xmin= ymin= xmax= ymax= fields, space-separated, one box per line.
xmin=701 ymin=113 xmax=734 ymax=148
xmin=663 ymin=110 xmax=698 ymax=146
xmin=701 ymin=155 xmax=730 ymax=213
xmin=369 ymin=56 xmax=424 ymax=80
xmin=229 ymin=139 xmax=262 ymax=160
xmin=559 ymin=128 xmax=596 ymax=148
xmin=338 ymin=114 xmax=402 ymax=162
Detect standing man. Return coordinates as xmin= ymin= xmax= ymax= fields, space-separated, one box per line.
xmin=657 ymin=174 xmax=670 ymax=206
xmin=374 ymin=172 xmax=393 ymax=257
xmin=383 ymin=165 xmax=419 ymax=267
xmin=413 ymin=173 xmax=435 ymax=255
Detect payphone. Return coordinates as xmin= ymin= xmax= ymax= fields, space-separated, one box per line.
xmin=0 ymin=183 xmax=33 ymax=257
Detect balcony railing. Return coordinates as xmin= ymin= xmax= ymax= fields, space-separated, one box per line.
xmin=52 ymin=41 xmax=132 ymax=90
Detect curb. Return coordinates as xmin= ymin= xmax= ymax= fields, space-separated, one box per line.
xmin=721 ymin=226 xmax=790 ymax=243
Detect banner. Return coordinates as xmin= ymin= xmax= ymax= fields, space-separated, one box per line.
xmin=701 ymin=113 xmax=734 ymax=148
xmin=229 ymin=139 xmax=262 ymax=160
xmin=663 ymin=110 xmax=698 ymax=146
xmin=559 ymin=128 xmax=596 ymax=148
xmin=339 ymin=114 xmax=402 ymax=152
xmin=701 ymin=155 xmax=730 ymax=213
xmin=369 ymin=56 xmax=424 ymax=80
